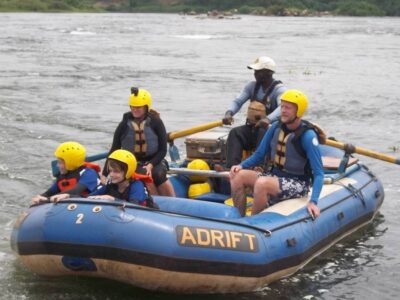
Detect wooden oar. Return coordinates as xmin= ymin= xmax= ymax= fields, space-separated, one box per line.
xmin=168 ymin=120 xmax=225 ymax=162
xmin=51 ymin=152 xmax=108 ymax=176
xmin=325 ymin=139 xmax=400 ymax=165
xmin=51 ymin=120 xmax=225 ymax=174
xmin=168 ymin=120 xmax=224 ymax=142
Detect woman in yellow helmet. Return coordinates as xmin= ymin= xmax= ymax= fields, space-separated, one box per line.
xmin=31 ymin=142 xmax=100 ymax=204
xmin=103 ymin=87 xmax=175 ymax=197
xmin=90 ymin=150 xmax=157 ymax=208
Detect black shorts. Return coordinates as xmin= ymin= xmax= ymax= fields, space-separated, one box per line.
xmin=137 ymin=160 xmax=169 ymax=187
xmin=258 ymin=172 xmax=310 ymax=204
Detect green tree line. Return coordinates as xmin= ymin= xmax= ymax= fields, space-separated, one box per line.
xmin=1 ymin=0 xmax=399 ymax=16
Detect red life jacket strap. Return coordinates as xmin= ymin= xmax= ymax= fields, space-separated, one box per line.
xmin=84 ymin=162 xmax=101 ymax=173
xmin=132 ymin=172 xmax=154 ymax=184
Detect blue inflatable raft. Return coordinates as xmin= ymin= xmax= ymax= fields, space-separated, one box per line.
xmin=10 ymin=146 xmax=384 ymax=293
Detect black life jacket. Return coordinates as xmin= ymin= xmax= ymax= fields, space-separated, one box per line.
xmin=57 ymin=163 xmax=100 ymax=196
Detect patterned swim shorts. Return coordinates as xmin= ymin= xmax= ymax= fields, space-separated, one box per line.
xmin=257 ymin=172 xmax=310 ymax=205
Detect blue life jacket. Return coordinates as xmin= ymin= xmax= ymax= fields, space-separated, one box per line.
xmin=268 ymin=121 xmax=317 ymax=179
xmin=121 ymin=117 xmax=159 ymax=160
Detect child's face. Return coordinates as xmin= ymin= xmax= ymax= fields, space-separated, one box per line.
xmin=57 ymin=159 xmax=67 ymax=174
xmin=108 ymin=166 xmax=125 ymax=184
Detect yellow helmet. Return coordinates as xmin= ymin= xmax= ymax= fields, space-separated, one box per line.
xmin=108 ymin=149 xmax=137 ymax=179
xmin=128 ymin=87 xmax=152 ymax=109
xmin=188 ymin=182 xmax=211 ymax=199
xmin=54 ymin=141 xmax=86 ymax=171
xmin=187 ymin=159 xmax=210 ymax=182
xmin=280 ymin=89 xmax=308 ymax=118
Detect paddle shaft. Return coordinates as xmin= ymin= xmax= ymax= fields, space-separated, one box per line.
xmin=51 ymin=152 xmax=108 ymax=176
xmin=325 ymin=139 xmax=400 ymax=165
xmin=168 ymin=120 xmax=224 ymax=142
xmin=169 ymin=168 xmax=230 ymax=178
xmin=168 ymin=168 xmax=334 ymax=184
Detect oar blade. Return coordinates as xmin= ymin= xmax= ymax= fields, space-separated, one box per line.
xmin=169 ymin=144 xmax=180 ymax=162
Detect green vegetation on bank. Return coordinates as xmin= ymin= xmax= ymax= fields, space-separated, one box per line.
xmin=1 ymin=0 xmax=399 ymax=16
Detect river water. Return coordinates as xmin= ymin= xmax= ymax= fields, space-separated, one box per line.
xmin=1 ymin=13 xmax=399 ymax=300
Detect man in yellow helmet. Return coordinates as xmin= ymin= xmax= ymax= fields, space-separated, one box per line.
xmin=223 ymin=56 xmax=287 ymax=168
xmin=31 ymin=142 xmax=100 ymax=204
xmin=229 ymin=90 xmax=323 ymax=219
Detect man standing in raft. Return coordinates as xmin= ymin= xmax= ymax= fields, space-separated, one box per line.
xmin=229 ymin=90 xmax=323 ymax=219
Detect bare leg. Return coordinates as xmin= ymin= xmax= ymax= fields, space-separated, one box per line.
xmin=146 ymin=182 xmax=158 ymax=195
xmin=157 ymin=179 xmax=176 ymax=197
xmin=252 ymin=176 xmax=280 ymax=215
xmin=230 ymin=170 xmax=258 ymax=217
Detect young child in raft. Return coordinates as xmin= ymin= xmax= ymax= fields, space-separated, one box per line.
xmin=89 ymin=149 xmax=157 ymax=208
xmin=31 ymin=141 xmax=100 ymax=204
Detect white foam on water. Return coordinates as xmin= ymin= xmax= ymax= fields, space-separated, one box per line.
xmin=324 ymin=262 xmax=338 ymax=269
xmin=0 ymin=165 xmax=9 ymax=171
xmin=70 ymin=30 xmax=96 ymax=35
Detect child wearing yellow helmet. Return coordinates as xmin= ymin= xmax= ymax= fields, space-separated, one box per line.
xmin=31 ymin=142 xmax=100 ymax=204
xmin=90 ymin=150 xmax=157 ymax=208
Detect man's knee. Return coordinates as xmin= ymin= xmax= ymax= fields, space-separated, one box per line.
xmin=230 ymin=171 xmax=246 ymax=188
xmin=254 ymin=176 xmax=278 ymax=193
xmin=231 ymin=170 xmax=258 ymax=189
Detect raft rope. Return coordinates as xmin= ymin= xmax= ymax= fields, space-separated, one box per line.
xmin=52 ymin=198 xmax=273 ymax=237
xmin=267 ymin=167 xmax=378 ymax=233
xmin=31 ymin=165 xmax=378 ymax=238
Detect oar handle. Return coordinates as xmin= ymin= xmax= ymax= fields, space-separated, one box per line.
xmin=168 ymin=120 xmax=224 ymax=142
xmin=325 ymin=139 xmax=400 ymax=165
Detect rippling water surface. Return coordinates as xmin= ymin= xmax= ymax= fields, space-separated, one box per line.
xmin=1 ymin=13 xmax=399 ymax=300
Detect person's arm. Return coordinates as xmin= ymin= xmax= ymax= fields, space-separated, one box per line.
xmin=32 ymin=182 xmax=58 ymax=204
xmin=266 ymin=85 xmax=287 ymax=122
xmin=77 ymin=168 xmax=100 ymax=193
xmin=302 ymin=131 xmax=324 ymax=205
xmin=40 ymin=181 xmax=59 ymax=197
xmin=148 ymin=117 xmax=167 ymax=166
xmin=240 ymin=122 xmax=278 ymax=169
xmin=128 ymin=180 xmax=146 ymax=204
xmin=88 ymin=185 xmax=107 ymax=196
xmin=227 ymin=82 xmax=253 ymax=116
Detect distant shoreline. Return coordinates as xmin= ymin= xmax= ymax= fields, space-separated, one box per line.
xmin=0 ymin=11 xmax=394 ymax=17
xmin=0 ymin=0 xmax=398 ymax=17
